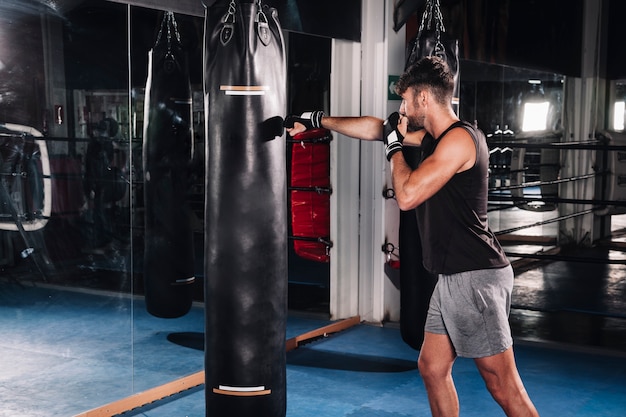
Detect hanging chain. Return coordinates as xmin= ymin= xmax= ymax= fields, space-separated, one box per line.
xmin=255 ymin=0 xmax=267 ymax=24
xmin=417 ymin=0 xmax=446 ymax=40
xmin=413 ymin=0 xmax=447 ymax=58
xmin=223 ymin=0 xmax=237 ymax=24
xmin=432 ymin=0 xmax=446 ymax=34
xmin=168 ymin=12 xmax=181 ymax=45
xmin=155 ymin=11 xmax=182 ymax=53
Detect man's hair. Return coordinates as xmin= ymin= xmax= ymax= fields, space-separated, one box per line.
xmin=395 ymin=56 xmax=454 ymax=106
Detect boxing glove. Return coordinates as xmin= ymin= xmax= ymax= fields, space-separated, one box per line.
xmin=283 ymin=111 xmax=324 ymax=129
xmin=383 ymin=112 xmax=404 ymax=161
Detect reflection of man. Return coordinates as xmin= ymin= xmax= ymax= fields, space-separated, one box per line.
xmin=286 ymin=56 xmax=539 ymax=417
xmin=83 ymin=117 xmax=117 ymax=253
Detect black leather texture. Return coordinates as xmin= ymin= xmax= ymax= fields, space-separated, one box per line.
xmin=142 ymin=12 xmax=196 ymax=319
xmin=204 ymin=1 xmax=287 ymax=416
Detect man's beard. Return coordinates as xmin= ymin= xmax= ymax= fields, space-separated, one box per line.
xmin=406 ymin=114 xmax=424 ymax=132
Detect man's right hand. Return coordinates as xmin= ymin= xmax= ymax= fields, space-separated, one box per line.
xmin=284 ymin=111 xmax=324 ymax=136
xmin=383 ymin=112 xmax=404 ymax=160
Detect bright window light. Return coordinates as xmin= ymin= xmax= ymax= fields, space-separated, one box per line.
xmin=522 ymin=101 xmax=550 ymax=132
xmin=613 ymin=101 xmax=625 ymax=131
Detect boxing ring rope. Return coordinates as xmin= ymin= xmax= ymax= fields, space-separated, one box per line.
xmin=485 ymin=134 xmax=626 ymax=268
xmin=505 ymin=249 xmax=626 ymax=265
xmin=494 ymin=208 xmax=597 ymax=236
xmin=489 ymin=195 xmax=626 ymax=208
xmin=488 ymin=138 xmax=626 ymax=152
xmin=491 ymin=172 xmax=601 ymax=193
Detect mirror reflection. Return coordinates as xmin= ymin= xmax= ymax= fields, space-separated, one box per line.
xmin=611 ymin=80 xmax=626 ymax=131
xmin=6 ymin=0 xmax=619 ymax=415
xmin=1 ymin=1 xmax=136 ymax=415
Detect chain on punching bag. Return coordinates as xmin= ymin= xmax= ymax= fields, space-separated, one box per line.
xmin=143 ymin=11 xmax=196 ymax=318
xmin=203 ymin=0 xmax=287 ymax=416
xmin=405 ymin=0 xmax=460 ymax=113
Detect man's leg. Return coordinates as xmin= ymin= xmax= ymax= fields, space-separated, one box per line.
xmin=474 ymin=347 xmax=539 ymax=417
xmin=418 ymin=331 xmax=459 ymax=417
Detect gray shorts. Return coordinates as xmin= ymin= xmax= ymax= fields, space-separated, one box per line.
xmin=424 ymin=265 xmax=514 ymax=358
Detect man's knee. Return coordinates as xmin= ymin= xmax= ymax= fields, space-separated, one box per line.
xmin=418 ymin=354 xmax=451 ymax=382
xmin=477 ymin=357 xmax=528 ymax=411
xmin=482 ymin=374 xmax=507 ymax=403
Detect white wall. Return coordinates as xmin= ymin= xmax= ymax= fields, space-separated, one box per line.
xmin=329 ymin=0 xmax=407 ymax=323
xmin=329 ymin=39 xmax=361 ymax=320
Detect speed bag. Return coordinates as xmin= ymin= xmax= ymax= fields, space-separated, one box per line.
xmin=142 ymin=11 xmax=195 ymax=319
xmin=203 ymin=1 xmax=287 ymax=417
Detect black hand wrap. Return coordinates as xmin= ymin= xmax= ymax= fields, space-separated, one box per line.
xmin=283 ymin=111 xmax=325 ymax=129
xmin=383 ymin=112 xmax=404 ymax=161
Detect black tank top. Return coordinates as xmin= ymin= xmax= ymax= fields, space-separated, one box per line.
xmin=416 ymin=121 xmax=509 ymax=274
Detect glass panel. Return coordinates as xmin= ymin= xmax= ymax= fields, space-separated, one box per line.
xmin=0 ymin=0 xmax=133 ymax=415
xmin=285 ymin=31 xmax=332 ymax=313
xmin=129 ymin=4 xmax=205 ymax=391
xmin=610 ymin=81 xmax=626 ymax=131
xmin=459 ymin=61 xmax=565 ymax=246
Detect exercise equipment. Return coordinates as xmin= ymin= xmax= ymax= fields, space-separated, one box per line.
xmin=398 ymin=0 xmax=460 ymax=350
xmin=485 ymin=135 xmax=626 ymax=267
xmin=0 ymin=123 xmax=51 ymax=232
xmin=203 ymin=1 xmax=287 ymax=416
xmin=289 ymin=128 xmax=332 ymax=263
xmin=486 ymin=138 xmax=626 ymax=210
xmin=393 ymin=0 xmax=426 ymax=32
xmin=508 ymin=135 xmax=560 ymax=212
xmin=599 ymin=131 xmax=626 ymax=215
xmin=406 ymin=0 xmax=460 ymax=113
xmin=0 ymin=123 xmax=51 ymax=280
xmin=383 ymin=112 xmax=404 ymax=161
xmin=398 ymin=145 xmax=438 ymax=350
xmin=284 ymin=111 xmax=324 ymax=130
xmin=142 ymin=11 xmax=195 ymax=318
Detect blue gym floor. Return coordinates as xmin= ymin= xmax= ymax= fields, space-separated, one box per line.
xmin=1 ymin=275 xmax=625 ymax=417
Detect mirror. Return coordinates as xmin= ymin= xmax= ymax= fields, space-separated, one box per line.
xmin=459 ymin=60 xmax=565 ymax=238
xmin=0 ymin=2 xmax=335 ymax=413
xmin=609 ymin=80 xmax=626 ymax=131
xmin=0 ymin=1 xmax=135 ymax=415
xmin=0 ymin=1 xmax=575 ymax=414
xmin=128 ymin=0 xmax=206 ymax=390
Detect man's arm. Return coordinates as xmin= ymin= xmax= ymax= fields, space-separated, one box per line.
xmin=321 ymin=116 xmax=384 ymax=141
xmin=390 ymin=127 xmax=476 ymax=211
xmin=285 ymin=114 xmax=383 ymax=141
xmin=286 ymin=113 xmax=426 ymax=145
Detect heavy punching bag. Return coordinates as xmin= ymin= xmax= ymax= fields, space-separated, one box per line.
xmin=203 ymin=1 xmax=287 ymax=416
xmin=143 ymin=11 xmax=196 ymax=318
xmin=399 ymin=145 xmax=438 ymax=351
xmin=400 ymin=0 xmax=459 ymax=350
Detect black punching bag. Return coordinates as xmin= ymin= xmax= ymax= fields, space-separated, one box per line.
xmin=143 ymin=11 xmax=195 ymax=318
xmin=399 ymin=145 xmax=437 ymax=350
xmin=399 ymin=3 xmax=460 ymax=349
xmin=203 ymin=1 xmax=287 ymax=416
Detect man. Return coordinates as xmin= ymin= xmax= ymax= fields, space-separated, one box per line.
xmin=83 ymin=117 xmax=118 ymax=253
xmin=285 ymin=56 xmax=539 ymax=417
